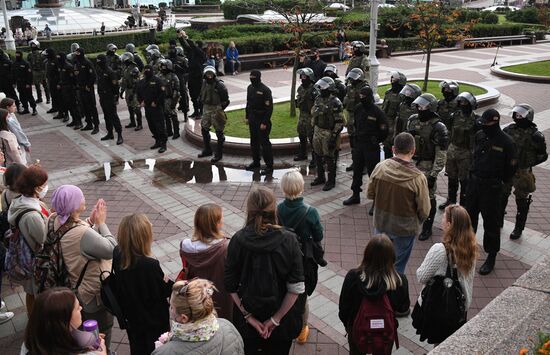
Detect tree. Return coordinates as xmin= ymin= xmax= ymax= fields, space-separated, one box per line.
xmin=409 ymin=2 xmax=474 ymax=91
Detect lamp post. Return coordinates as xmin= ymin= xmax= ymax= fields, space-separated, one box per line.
xmin=1 ymin=0 xmax=15 ymax=50
xmin=369 ymin=0 xmax=380 ymax=102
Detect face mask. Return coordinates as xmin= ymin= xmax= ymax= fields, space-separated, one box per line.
xmin=353 ymin=49 xmax=361 ymax=57
xmin=144 ymin=70 xmax=153 ymax=78
xmin=38 ymin=184 xmax=48 ymax=199
xmin=513 ymin=116 xmax=531 ymax=128
xmin=443 ymin=91 xmax=454 ymax=101
xmin=418 ymin=109 xmax=431 ymax=121
xmin=360 ymin=96 xmax=374 ymax=106
xmin=250 ymin=77 xmax=261 ymax=87
xmin=403 ymin=96 xmax=414 ymax=105
xmin=206 ymin=77 xmax=214 ymax=83
xmin=391 ymin=82 xmax=401 ymax=92
xmin=482 ymin=124 xmax=499 ymax=137
xmin=31 ymin=47 xmax=38 ymax=52
xmin=301 ymin=79 xmax=310 ymax=86
xmin=460 ymin=104 xmax=472 ymax=115
xmin=320 ymin=90 xmax=330 ymax=98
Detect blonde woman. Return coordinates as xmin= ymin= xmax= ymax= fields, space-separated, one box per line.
xmin=113 ymin=213 xmax=173 ymax=355
xmin=415 ymin=204 xmax=478 ymax=344
xmin=152 ymin=279 xmax=244 ymax=355
xmin=180 ymin=204 xmax=232 ymax=321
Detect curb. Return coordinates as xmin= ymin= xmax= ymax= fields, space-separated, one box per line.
xmin=490 ymin=63 xmax=550 ymax=83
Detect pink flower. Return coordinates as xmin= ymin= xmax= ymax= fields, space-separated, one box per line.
xmin=155 ymin=332 xmax=171 ymax=348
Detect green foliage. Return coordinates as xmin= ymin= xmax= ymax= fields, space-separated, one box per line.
xmin=506 ymin=7 xmax=541 ymax=24
xmin=501 ymin=60 xmax=550 ymax=77
xmin=333 ymin=11 xmax=369 ymax=31
xmin=221 ymin=0 xmax=266 ymax=20
xmin=378 ymin=6 xmax=415 ymax=38
xmin=197 ymin=0 xmax=221 ymax=4
xmin=470 ymin=23 xmax=524 ymax=37
xmin=480 ymin=12 xmax=499 ymax=24
xmin=456 ymin=9 xmax=481 ymax=23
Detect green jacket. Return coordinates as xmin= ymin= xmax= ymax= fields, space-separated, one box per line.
xmin=277 ymin=197 xmax=323 ymax=242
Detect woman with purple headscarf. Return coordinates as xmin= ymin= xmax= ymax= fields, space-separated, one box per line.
xmin=49 ymin=185 xmax=118 ymax=351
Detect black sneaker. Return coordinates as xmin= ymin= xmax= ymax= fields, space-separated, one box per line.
xmin=32 ymin=109 xmax=37 ymax=116
xmin=245 ymin=162 xmax=260 ymax=171
xmin=150 ymin=142 xmax=161 ymax=149
xmin=116 ymin=136 xmax=123 ymax=145
xmin=21 ymin=109 xmax=30 ymax=115
xmin=172 ymin=132 xmax=180 ymax=139
xmin=322 ymin=181 xmax=335 ymax=191
xmin=310 ymin=177 xmax=326 ymax=186
xmin=343 ymin=194 xmax=360 ymax=206
xmin=91 ymin=127 xmax=99 ymax=135
xmin=197 ymin=150 xmax=213 ymax=158
xmin=100 ymin=134 xmax=114 ymax=141
xmin=158 ymin=146 xmax=167 ymax=153
xmin=135 ymin=125 xmax=143 ymax=131
xmin=81 ymin=124 xmax=93 ymax=131
xmin=125 ymin=122 xmax=136 ymax=129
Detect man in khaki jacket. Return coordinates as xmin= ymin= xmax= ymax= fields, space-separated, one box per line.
xmin=367 ymin=132 xmax=430 ymax=273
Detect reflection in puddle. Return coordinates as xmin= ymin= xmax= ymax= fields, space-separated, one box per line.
xmin=93 ymin=159 xmax=315 ymax=184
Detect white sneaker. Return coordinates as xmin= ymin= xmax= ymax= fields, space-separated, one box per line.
xmin=0 ymin=311 xmax=14 ymax=324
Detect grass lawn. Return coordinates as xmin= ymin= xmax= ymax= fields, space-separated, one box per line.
xmin=501 ymin=60 xmax=550 ymax=77
xmin=224 ymin=80 xmax=488 ymax=138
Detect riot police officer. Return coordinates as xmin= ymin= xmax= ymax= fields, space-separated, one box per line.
xmin=407 ymin=93 xmax=449 ymax=241
xmin=294 ymin=68 xmax=317 ymax=166
xmin=0 ymin=49 xmax=22 ymax=112
xmin=148 ymin=49 xmax=163 ymax=75
xmin=438 ymin=80 xmax=459 ymax=129
xmin=159 ymin=59 xmax=181 ymax=139
xmin=467 ymin=109 xmax=517 ymax=275
xmin=96 ymin=54 xmax=123 ymax=145
xmin=138 ymin=65 xmax=167 ymax=153
xmin=198 ymin=66 xmax=229 ymax=163
xmin=382 ymin=71 xmax=407 ymax=158
xmin=44 ymin=48 xmax=60 ymax=114
xmin=106 ymin=43 xmax=122 ymax=79
xmin=120 ymin=52 xmax=143 ymax=131
xmin=58 ymin=52 xmax=82 ymax=127
xmin=345 ymin=41 xmax=370 ymax=82
xmin=27 ymin=40 xmax=50 ymax=104
xmin=311 ymin=77 xmax=344 ymax=191
xmin=13 ymin=50 xmax=37 ymax=116
xmin=74 ymin=47 xmax=100 ymax=134
xmin=323 ymin=64 xmax=346 ymax=102
xmin=167 ymin=46 xmax=190 ymax=121
xmin=144 ymin=44 xmax=160 ymax=62
xmin=245 ymin=70 xmax=274 ymax=175
xmin=125 ymin=43 xmax=144 ymax=71
xmin=439 ymin=92 xmax=479 ymax=209
xmin=343 ymin=85 xmax=388 ymax=205
xmin=343 ymin=68 xmax=369 ymax=171
xmin=502 ymin=104 xmax=547 ymax=240
xmin=395 ymin=83 xmax=421 ymax=136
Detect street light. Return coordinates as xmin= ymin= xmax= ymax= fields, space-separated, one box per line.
xmin=369 ymin=0 xmax=380 ymax=102
xmin=1 ymin=0 xmax=16 ymax=50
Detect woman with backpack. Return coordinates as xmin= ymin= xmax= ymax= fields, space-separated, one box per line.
xmin=6 ymin=165 xmax=49 ymax=315
xmin=224 ymin=186 xmax=305 ymax=355
xmin=112 ymin=213 xmax=173 ymax=355
xmin=277 ymin=170 xmax=326 ymax=344
xmin=413 ymin=204 xmax=477 ymax=345
xmin=180 ymin=203 xmax=232 ymax=321
xmin=48 ymin=185 xmax=117 ymax=350
xmin=339 ymin=234 xmax=410 ymax=355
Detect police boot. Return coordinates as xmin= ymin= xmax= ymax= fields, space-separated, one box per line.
xmin=73 ymin=118 xmax=83 ymax=130
xmin=459 ymin=179 xmax=468 ymax=206
xmin=323 ymin=158 xmax=336 ymax=191
xmin=135 ymin=110 xmax=143 ymax=131
xmin=172 ymin=115 xmax=180 ymax=139
xmin=101 ymin=132 xmax=114 ymax=141
xmin=419 ymin=198 xmax=437 ymax=241
xmin=479 ymin=253 xmax=496 ymax=275
xmin=183 ymin=111 xmax=188 ymax=123
xmin=311 ymin=156 xmax=326 ymax=186
xmin=211 ymin=131 xmax=225 ymax=163
xmin=439 ymin=178 xmax=459 ymax=210
xmin=343 ymin=191 xmax=360 ymax=206
xmin=294 ymin=137 xmax=308 ymax=161
xmin=62 ymin=112 xmax=70 ymax=123
xmin=197 ymin=129 xmax=213 ymax=158
xmin=190 ymin=100 xmax=200 ymax=118
xmin=165 ymin=117 xmax=174 ymax=137
xmin=126 ymin=109 xmax=136 ymax=128
xmin=309 ymin=150 xmax=317 ymax=168
xmin=81 ymin=123 xmax=93 ymax=131
xmin=91 ymin=125 xmax=99 ymax=135
xmin=510 ymin=197 xmax=531 ymax=240
xmin=36 ymin=91 xmax=43 ymax=103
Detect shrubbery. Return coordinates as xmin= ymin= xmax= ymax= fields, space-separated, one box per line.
xmin=506 ymin=7 xmax=541 ymax=24
xmin=221 ymin=0 xmax=266 ymax=20
xmin=470 ymin=23 xmax=524 ymax=37
xmin=481 ymin=12 xmax=499 ymax=24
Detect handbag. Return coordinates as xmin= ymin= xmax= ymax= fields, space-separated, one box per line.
xmin=411 ymin=249 xmax=467 ymax=344
xmin=100 ymin=264 xmax=128 ymax=330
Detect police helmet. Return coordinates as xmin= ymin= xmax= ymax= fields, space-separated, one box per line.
xmin=346 ymin=68 xmax=364 ymax=81
xmin=106 ymin=43 xmax=118 ymax=52
xmin=120 ymin=52 xmax=134 ymax=63
xmin=160 ymin=59 xmax=173 ymax=71
xmin=399 ymin=84 xmax=422 ymax=100
xmin=66 ymin=52 xmax=76 ymax=62
xmin=131 ymin=67 xmax=140 ymax=77
xmin=70 ymin=43 xmax=80 ymax=53
xmin=125 ymin=43 xmax=135 ymax=53
xmin=297 ymin=68 xmax=315 ymax=81
xmin=175 ymin=46 xmax=185 ymax=57
xmin=389 ymin=71 xmax=407 ymax=86
xmin=203 ymin=65 xmax=217 ymax=77
xmin=439 ymin=80 xmax=459 ymax=96
xmin=324 ymin=64 xmax=338 ymax=76
xmin=148 ymin=49 xmax=161 ymax=59
xmin=145 ymin=44 xmax=160 ymax=52
xmin=456 ymin=92 xmax=477 ymax=110
xmin=413 ymin=93 xmax=438 ymax=112
xmin=29 ymin=39 xmax=40 ymax=48
xmin=512 ymin=103 xmax=535 ymax=122
xmin=314 ymin=77 xmax=335 ymax=92
xmin=351 ymin=41 xmax=366 ymax=52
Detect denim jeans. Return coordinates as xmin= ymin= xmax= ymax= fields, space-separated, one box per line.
xmin=376 ymin=229 xmax=415 ymax=274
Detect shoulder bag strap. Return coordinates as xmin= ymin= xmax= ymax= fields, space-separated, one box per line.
xmin=292 ymin=205 xmax=311 ymax=231
xmin=74 ymin=260 xmax=91 ymax=290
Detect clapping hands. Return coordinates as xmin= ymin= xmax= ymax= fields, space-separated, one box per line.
xmin=89 ymin=199 xmax=107 ymax=225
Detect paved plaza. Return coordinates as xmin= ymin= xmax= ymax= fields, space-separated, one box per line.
xmin=1 ymin=41 xmax=550 ymax=354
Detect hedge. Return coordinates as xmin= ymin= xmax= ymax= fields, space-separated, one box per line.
xmin=506 ymin=7 xmax=541 ymax=24
xmin=221 ymin=0 xmax=266 ymax=20
xmin=470 ymin=23 xmax=525 ymax=37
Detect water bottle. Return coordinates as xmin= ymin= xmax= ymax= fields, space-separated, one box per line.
xmin=82 ymin=319 xmax=101 ymax=350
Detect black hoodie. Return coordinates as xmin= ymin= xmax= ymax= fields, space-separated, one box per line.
xmin=338 ymin=268 xmax=410 ymax=330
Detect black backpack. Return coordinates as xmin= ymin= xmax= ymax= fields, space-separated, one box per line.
xmin=0 ymin=193 xmax=12 ymax=241
xmin=411 ymin=251 xmax=467 ymax=344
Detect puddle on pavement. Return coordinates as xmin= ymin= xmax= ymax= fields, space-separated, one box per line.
xmin=91 ymin=159 xmax=315 ymax=184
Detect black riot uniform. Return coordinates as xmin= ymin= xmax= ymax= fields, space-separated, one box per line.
xmin=44 ymin=49 xmax=60 ymax=114
xmin=13 ymin=51 xmax=37 ymax=115
xmin=466 ymin=109 xmax=517 ymax=275
xmin=179 ymin=36 xmax=206 ymax=118
xmin=344 ymin=86 xmax=388 ymax=206
xmin=96 ymin=54 xmax=123 ymax=145
xmin=138 ymin=65 xmax=168 ymax=153
xmin=0 ymin=49 xmax=21 ymax=110
xmin=167 ymin=47 xmax=190 ymax=121
xmin=58 ymin=52 xmax=82 ymax=127
xmin=245 ymin=70 xmax=274 ymax=174
xmin=75 ymin=48 xmax=100 ymax=133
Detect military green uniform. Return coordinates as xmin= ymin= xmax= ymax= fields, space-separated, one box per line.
xmin=381 ymin=88 xmax=401 ymax=156
xmin=395 ymin=101 xmax=416 ymax=136
xmin=437 ymin=98 xmax=458 ymax=130
xmin=501 ymin=122 xmax=548 ymax=237
xmin=345 ymin=54 xmax=370 ymax=82
xmin=151 ymin=58 xmax=162 ymax=75
xmin=312 ymin=94 xmax=344 ymax=188
xmin=121 ymin=63 xmax=142 ymax=128
xmin=106 ymin=53 xmax=122 ymax=79
xmin=199 ymin=78 xmax=229 ymax=161
xmin=159 ymin=70 xmax=181 ymax=136
xmin=445 ymin=110 xmax=478 ymax=205
xmin=296 ymin=82 xmax=317 ymax=162
xmin=343 ymin=80 xmax=368 ymax=144
xmin=27 ymin=50 xmax=49 ymax=102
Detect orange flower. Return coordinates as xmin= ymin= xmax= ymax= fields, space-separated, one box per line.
xmin=544 ymin=340 xmax=550 ymax=349
xmin=520 ymin=349 xmax=529 ymax=355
